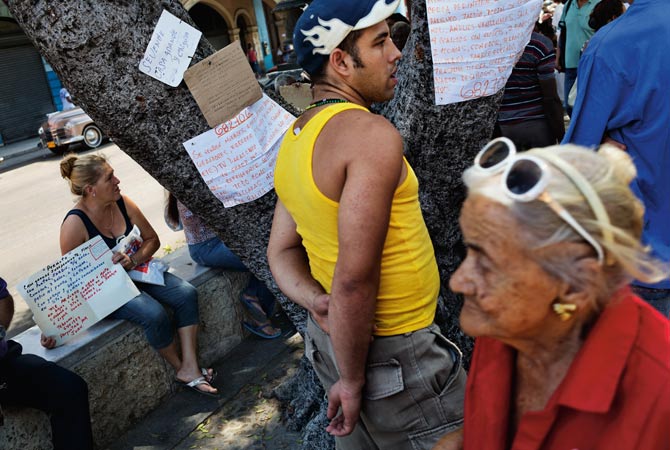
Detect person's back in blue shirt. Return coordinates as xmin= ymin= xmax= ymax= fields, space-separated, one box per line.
xmin=563 ymin=0 xmax=670 ymax=290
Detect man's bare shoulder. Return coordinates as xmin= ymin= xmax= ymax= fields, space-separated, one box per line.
xmin=321 ymin=109 xmax=403 ymax=158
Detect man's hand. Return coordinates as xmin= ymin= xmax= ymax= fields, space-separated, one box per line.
xmin=325 ymin=379 xmax=363 ymax=437
xmin=40 ymin=334 xmax=57 ymax=349
xmin=310 ymin=292 xmax=330 ymax=333
xmin=432 ymin=429 xmax=464 ymax=450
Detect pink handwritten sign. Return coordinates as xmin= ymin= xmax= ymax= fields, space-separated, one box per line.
xmin=183 ymin=94 xmax=295 ymax=207
xmin=426 ymin=0 xmax=542 ymax=105
xmin=17 ymin=236 xmax=140 ymax=346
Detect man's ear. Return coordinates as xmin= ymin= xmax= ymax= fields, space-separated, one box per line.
xmin=329 ymin=48 xmax=353 ymax=77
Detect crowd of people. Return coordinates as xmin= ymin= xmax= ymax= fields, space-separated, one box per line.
xmin=2 ymin=0 xmax=669 ymax=449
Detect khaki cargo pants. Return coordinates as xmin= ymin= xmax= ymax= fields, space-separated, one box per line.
xmin=305 ymin=314 xmax=466 ymax=450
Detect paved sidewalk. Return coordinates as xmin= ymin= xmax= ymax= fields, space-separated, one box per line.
xmin=0 ymin=137 xmax=54 ymax=171
xmin=108 ymin=314 xmax=305 ymax=450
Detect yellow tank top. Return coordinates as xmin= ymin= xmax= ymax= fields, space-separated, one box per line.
xmin=274 ymin=103 xmax=439 ymax=336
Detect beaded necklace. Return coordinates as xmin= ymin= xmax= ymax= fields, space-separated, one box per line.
xmin=304 ymin=98 xmax=349 ymax=111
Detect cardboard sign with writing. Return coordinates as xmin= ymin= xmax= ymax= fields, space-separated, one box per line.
xmin=426 ymin=0 xmax=542 ymax=105
xmin=139 ymin=10 xmax=202 ymax=87
xmin=183 ymin=94 xmax=294 ymax=207
xmin=184 ymin=42 xmax=263 ymax=127
xmin=17 ymin=236 xmax=140 ymax=346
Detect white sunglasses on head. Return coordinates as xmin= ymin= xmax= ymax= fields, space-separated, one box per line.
xmin=474 ymin=138 xmax=613 ymax=265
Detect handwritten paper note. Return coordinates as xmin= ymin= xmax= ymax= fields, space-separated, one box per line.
xmin=184 ymin=42 xmax=263 ymax=127
xmin=139 ymin=10 xmax=202 ymax=87
xmin=426 ymin=0 xmax=542 ymax=105
xmin=183 ymin=94 xmax=295 ymax=207
xmin=17 ymin=237 xmax=140 ymax=346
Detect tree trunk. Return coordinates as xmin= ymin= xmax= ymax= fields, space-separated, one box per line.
xmin=380 ymin=1 xmax=502 ymax=358
xmin=7 ymin=0 xmax=500 ymax=447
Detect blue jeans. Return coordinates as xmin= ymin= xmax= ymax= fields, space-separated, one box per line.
xmin=189 ymin=238 xmax=275 ymax=316
xmin=564 ymin=68 xmax=578 ymax=117
xmin=109 ymin=272 xmax=199 ymax=349
xmin=631 ymin=285 xmax=670 ymax=318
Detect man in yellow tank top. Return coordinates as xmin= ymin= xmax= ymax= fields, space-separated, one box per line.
xmin=267 ymin=1 xmax=466 ymax=449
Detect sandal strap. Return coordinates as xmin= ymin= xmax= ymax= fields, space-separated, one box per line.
xmin=185 ymin=376 xmax=210 ymax=388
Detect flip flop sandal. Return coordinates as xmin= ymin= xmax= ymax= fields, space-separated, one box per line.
xmin=239 ymin=293 xmax=271 ymax=323
xmin=242 ymin=320 xmax=282 ymax=340
xmin=176 ymin=376 xmax=219 ymax=398
xmin=201 ymin=367 xmax=217 ymax=383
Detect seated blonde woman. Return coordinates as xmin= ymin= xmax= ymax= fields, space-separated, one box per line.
xmin=435 ymin=139 xmax=670 ymax=449
xmin=57 ymin=154 xmax=217 ymax=397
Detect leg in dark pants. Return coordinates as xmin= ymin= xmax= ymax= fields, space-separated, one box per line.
xmin=0 ymin=344 xmax=93 ymax=450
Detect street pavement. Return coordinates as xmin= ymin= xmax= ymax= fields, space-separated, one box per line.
xmin=0 ymin=137 xmax=52 ymax=171
xmin=107 ymin=313 xmax=306 ymax=450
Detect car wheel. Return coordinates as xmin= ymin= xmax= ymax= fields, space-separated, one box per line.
xmin=83 ymin=124 xmax=103 ymax=149
xmin=49 ymin=144 xmax=70 ymax=155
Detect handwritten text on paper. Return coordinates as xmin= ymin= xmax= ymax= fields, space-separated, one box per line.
xmin=184 ymin=43 xmax=263 ymax=127
xmin=139 ymin=10 xmax=202 ymax=87
xmin=183 ymin=94 xmax=295 ymax=207
xmin=18 ymin=237 xmax=140 ymax=346
xmin=426 ymin=0 xmax=542 ymax=105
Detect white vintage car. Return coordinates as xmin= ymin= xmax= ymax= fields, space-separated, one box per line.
xmin=38 ymin=107 xmax=106 ymax=154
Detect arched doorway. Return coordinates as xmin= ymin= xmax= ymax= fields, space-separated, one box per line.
xmin=188 ymin=3 xmax=231 ymax=50
xmin=237 ymin=15 xmax=250 ymax=54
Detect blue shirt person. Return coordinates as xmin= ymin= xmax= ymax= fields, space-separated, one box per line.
xmin=59 ymin=87 xmax=75 ymax=111
xmin=563 ymin=0 xmax=670 ymax=316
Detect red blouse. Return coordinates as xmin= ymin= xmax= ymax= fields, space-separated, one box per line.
xmin=463 ymin=288 xmax=670 ymax=450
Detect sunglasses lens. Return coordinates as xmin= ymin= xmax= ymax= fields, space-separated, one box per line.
xmin=479 ymin=141 xmax=511 ymax=169
xmin=506 ymin=159 xmax=543 ymax=195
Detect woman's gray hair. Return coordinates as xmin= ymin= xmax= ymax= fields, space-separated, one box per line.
xmin=463 ymin=144 xmax=667 ymax=306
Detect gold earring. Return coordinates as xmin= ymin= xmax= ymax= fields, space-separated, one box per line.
xmin=553 ymin=302 xmax=577 ymax=321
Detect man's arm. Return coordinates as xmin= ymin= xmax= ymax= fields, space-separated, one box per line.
xmin=325 ymin=116 xmax=405 ymax=436
xmin=267 ymin=200 xmax=330 ymax=330
xmin=432 ymin=429 xmax=463 ymax=450
xmin=563 ymin=45 xmax=630 ymax=146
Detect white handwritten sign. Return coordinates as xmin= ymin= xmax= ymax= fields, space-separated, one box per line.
xmin=139 ymin=10 xmax=202 ymax=87
xmin=183 ymin=94 xmax=295 ymax=207
xmin=426 ymin=0 xmax=542 ymax=105
xmin=17 ymin=236 xmax=140 ymax=346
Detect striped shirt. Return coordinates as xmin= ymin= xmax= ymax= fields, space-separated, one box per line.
xmin=498 ymin=32 xmax=556 ymax=125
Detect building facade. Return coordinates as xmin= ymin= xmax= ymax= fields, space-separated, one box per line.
xmin=182 ymin=0 xmax=305 ymax=72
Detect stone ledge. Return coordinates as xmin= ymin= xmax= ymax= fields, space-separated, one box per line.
xmin=0 ymin=247 xmax=250 ymax=449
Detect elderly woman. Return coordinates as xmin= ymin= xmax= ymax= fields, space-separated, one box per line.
xmin=435 ymin=139 xmax=670 ymax=449
xmin=57 ymin=154 xmax=217 ymax=397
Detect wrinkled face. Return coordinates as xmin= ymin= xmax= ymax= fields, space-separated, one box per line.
xmin=450 ymin=195 xmax=562 ymax=343
xmin=91 ymin=163 xmax=121 ymax=201
xmin=348 ymin=20 xmax=402 ymax=103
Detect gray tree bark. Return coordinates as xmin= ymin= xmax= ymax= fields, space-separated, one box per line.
xmin=7 ymin=0 xmax=500 ymax=448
